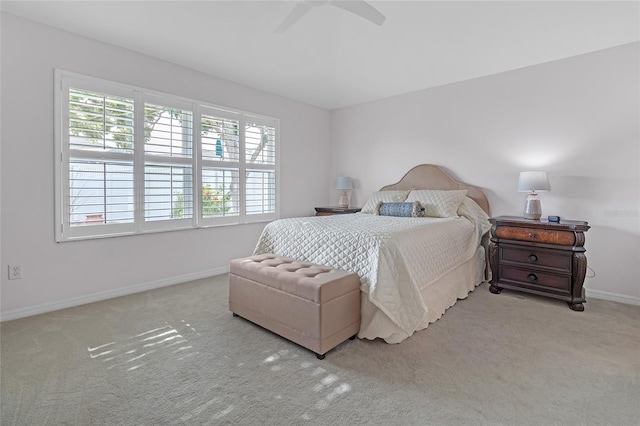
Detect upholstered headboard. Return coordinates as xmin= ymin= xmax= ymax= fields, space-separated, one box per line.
xmin=379 ymin=164 xmax=490 ymax=215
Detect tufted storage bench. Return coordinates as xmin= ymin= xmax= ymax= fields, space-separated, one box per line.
xmin=229 ymin=253 xmax=360 ymax=359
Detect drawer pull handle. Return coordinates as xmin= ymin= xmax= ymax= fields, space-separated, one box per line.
xmin=527 ymin=273 xmax=538 ymax=283
xmin=528 ymin=254 xmax=538 ymax=263
xmin=528 ymin=232 xmax=536 ymax=238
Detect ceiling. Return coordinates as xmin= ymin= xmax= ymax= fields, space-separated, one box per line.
xmin=2 ymin=1 xmax=639 ymax=110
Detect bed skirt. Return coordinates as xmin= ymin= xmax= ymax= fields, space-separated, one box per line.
xmin=359 ymin=246 xmax=486 ymax=344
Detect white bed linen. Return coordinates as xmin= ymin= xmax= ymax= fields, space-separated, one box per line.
xmin=359 ymin=245 xmax=486 ymax=343
xmin=254 ymin=200 xmax=490 ymax=342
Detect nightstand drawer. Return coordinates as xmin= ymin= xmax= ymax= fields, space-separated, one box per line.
xmin=499 ymin=265 xmax=571 ymax=293
xmin=495 ymin=226 xmax=576 ymax=246
xmin=500 ymin=246 xmax=572 ymax=272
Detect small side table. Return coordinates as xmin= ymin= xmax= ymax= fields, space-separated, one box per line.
xmin=488 ymin=215 xmax=590 ymax=311
xmin=315 ymin=207 xmax=361 ymax=216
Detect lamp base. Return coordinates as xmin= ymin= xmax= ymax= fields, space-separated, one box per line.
xmin=523 ymin=193 xmax=542 ymax=220
xmin=338 ymin=190 xmax=349 ymax=208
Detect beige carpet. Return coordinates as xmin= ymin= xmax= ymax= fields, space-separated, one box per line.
xmin=1 ymin=275 xmax=638 ymax=425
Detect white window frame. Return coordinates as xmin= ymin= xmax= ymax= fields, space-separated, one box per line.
xmin=55 ymin=70 xmax=279 ymax=242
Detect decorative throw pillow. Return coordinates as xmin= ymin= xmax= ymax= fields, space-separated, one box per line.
xmin=376 ymin=201 xmax=425 ymax=217
xmin=360 ymin=190 xmax=411 ymax=214
xmin=405 ymin=189 xmax=468 ymax=218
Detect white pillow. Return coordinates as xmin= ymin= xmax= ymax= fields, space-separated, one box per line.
xmin=405 ymin=189 xmax=468 ymax=218
xmin=457 ymin=197 xmax=491 ymax=238
xmin=360 ymin=190 xmax=411 ymax=214
xmin=457 ymin=197 xmax=489 ymax=223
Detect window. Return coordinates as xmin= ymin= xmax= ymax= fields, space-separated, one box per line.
xmin=55 ymin=71 xmax=278 ymax=241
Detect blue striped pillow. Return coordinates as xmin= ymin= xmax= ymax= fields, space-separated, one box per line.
xmin=376 ymin=201 xmax=425 ymax=217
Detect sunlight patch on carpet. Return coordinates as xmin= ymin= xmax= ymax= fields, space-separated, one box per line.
xmin=258 ymin=348 xmax=354 ymax=421
xmin=87 ymin=320 xmax=200 ymax=371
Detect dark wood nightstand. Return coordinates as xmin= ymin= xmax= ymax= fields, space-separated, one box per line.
xmin=488 ymin=215 xmax=590 ymax=311
xmin=314 ymin=207 xmax=362 ymax=216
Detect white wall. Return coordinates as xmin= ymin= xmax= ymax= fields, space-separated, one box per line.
xmin=0 ymin=14 xmax=331 ymax=319
xmin=331 ymin=43 xmax=640 ymax=302
xmin=2 ymin=13 xmax=638 ymax=320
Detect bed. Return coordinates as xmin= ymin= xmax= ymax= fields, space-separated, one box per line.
xmin=253 ymin=164 xmax=491 ymax=343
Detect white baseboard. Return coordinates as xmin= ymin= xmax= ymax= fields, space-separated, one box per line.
xmin=586 ymin=288 xmax=640 ymax=306
xmin=3 ymin=270 xmax=637 ymax=322
xmin=0 ymin=266 xmax=229 ymax=322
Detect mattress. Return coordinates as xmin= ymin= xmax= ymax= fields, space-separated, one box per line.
xmin=253 ymin=198 xmax=491 ymax=343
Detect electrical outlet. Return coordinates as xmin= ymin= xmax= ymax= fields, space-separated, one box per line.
xmin=8 ymin=265 xmax=22 ymax=280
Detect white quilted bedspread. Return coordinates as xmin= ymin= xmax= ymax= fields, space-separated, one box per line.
xmin=254 ymin=209 xmax=489 ymax=336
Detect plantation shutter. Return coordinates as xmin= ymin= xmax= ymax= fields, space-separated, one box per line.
xmin=142 ymin=97 xmax=195 ymax=230
xmin=56 ymin=71 xmax=279 ymax=241
xmin=245 ymin=115 xmax=277 ymax=217
xmin=200 ymin=107 xmax=241 ymax=224
xmin=63 ymin=83 xmax=136 ymax=239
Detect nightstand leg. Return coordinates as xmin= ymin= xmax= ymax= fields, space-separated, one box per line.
xmin=489 ymin=284 xmax=502 ymax=294
xmin=568 ymin=302 xmax=584 ymax=312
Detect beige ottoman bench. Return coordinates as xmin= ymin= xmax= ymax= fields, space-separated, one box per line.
xmin=229 ymin=253 xmax=361 ymax=359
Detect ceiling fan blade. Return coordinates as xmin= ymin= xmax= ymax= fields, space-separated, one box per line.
xmin=331 ymin=0 xmax=385 ymax=26
xmin=274 ymin=2 xmax=314 ymax=34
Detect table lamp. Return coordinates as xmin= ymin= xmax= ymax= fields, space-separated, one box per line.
xmin=517 ymin=171 xmax=550 ymax=220
xmin=336 ymin=176 xmax=353 ymax=208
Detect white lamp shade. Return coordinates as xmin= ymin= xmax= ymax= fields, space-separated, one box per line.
xmin=517 ymin=171 xmax=550 ymax=192
xmin=335 ymin=176 xmax=353 ymax=190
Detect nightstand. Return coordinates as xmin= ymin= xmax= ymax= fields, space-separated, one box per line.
xmin=314 ymin=207 xmax=361 ymax=216
xmin=488 ymin=215 xmax=590 ymax=311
